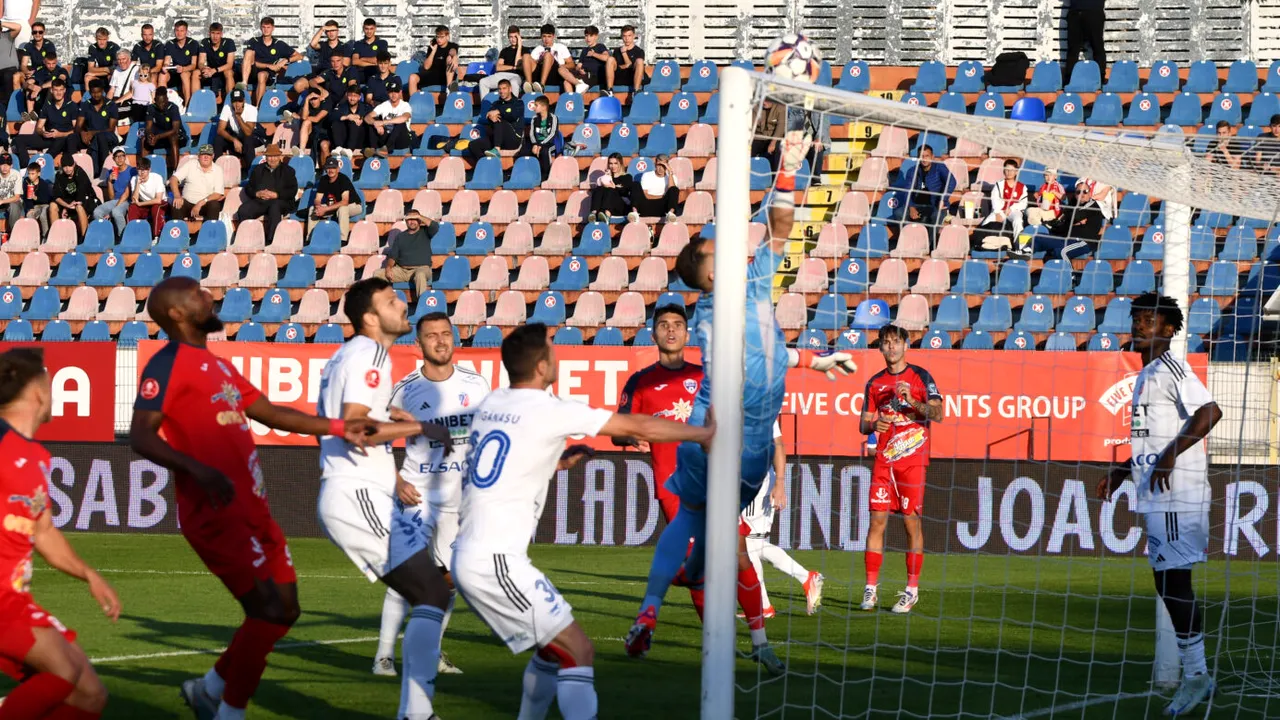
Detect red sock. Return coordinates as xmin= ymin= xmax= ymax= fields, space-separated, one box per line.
xmin=0 ymin=672 xmax=74 ymax=719
xmin=906 ymin=552 xmax=924 ymax=589
xmin=864 ymin=551 xmax=883 ymax=586
xmin=736 ymin=566 xmax=766 ymax=631
xmin=215 ymin=618 xmax=292 ymax=709
xmin=44 ymin=705 xmax=102 ymax=719
xmin=775 ymin=174 xmax=796 ymax=193
xmin=688 ymin=588 xmax=705 ymax=622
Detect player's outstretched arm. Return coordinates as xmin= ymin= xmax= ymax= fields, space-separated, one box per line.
xmin=599 ymin=412 xmax=714 ymax=446
xmin=338 ymin=401 xmax=454 ymax=452
xmin=33 ymin=511 xmax=121 ymax=621
xmin=129 ymin=408 xmax=235 ymax=508
xmin=245 ymin=396 xmax=376 ymax=445
xmin=787 ymin=348 xmax=857 ymax=380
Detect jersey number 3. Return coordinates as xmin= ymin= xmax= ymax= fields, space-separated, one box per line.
xmin=467 ymin=430 xmax=511 ymax=489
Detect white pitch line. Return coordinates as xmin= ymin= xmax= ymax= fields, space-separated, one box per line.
xmin=994 ymin=690 xmax=1160 ymax=720
xmin=90 ymin=635 xmax=381 ymax=664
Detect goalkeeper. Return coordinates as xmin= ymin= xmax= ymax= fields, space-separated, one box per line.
xmin=624 ymin=112 xmax=855 ymax=673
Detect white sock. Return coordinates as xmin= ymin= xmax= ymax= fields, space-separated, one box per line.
xmin=517 ymin=654 xmax=559 ymax=720
xmin=556 ymin=666 xmax=598 ymax=720
xmin=748 ymin=548 xmax=771 ymax=610
xmin=761 ymin=542 xmax=810 ymax=584
xmin=202 ymin=667 xmax=226 ymax=701
xmin=440 ymin=591 xmax=455 ymax=644
xmin=214 ymin=703 xmax=246 ymax=720
xmin=376 ymin=587 xmax=409 ymax=660
xmin=749 ymin=627 xmax=768 ymax=647
xmin=1178 ymin=633 xmax=1209 ymax=677
xmin=399 ymin=605 xmax=444 ymax=720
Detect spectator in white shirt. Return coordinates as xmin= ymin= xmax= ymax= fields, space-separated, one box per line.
xmin=169 ymin=144 xmax=225 ymax=221
xmin=1075 ymin=175 xmax=1114 ymax=222
xmin=364 ymin=77 xmax=411 ymax=156
xmin=0 ymin=153 xmax=21 ymax=230
xmin=631 ymin=154 xmax=680 ymax=223
xmin=106 ymin=49 xmax=140 ymax=121
xmin=974 ymin=158 xmax=1028 ymax=249
xmin=213 ymin=87 xmax=261 ymax=177
xmin=125 ymin=155 xmax=167 ymax=235
xmin=522 ymin=23 xmax=576 ymax=94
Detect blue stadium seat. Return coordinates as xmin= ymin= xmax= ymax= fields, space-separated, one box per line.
xmin=1033 ymin=259 xmax=1074 ymax=294
xmin=1058 ymin=296 xmax=1096 ymax=333
xmin=569 ymin=124 xmax=602 ymax=157
xmin=1074 ymin=260 xmax=1114 ymax=295
xmin=396 ymin=60 xmax=420 ymax=85
xmin=428 ymin=222 xmax=457 ymax=256
xmin=834 ymin=328 xmax=868 ymax=350
xmin=950 ymin=61 xmax=985 ymax=93
xmin=274 ymin=323 xmax=305 ymax=343
xmin=1103 ymin=60 xmax=1140 ymax=93
xmin=837 ymin=61 xmax=870 ymax=92
xmin=553 ymin=326 xmax=582 ymax=345
xmin=1086 ymin=93 xmax=1123 ymax=126
xmin=849 ymin=299 xmax=891 ymax=330
xmin=39 ymin=320 xmax=72 ymax=342
xmin=603 ymin=122 xmax=639 ymax=155
xmin=899 ymin=92 xmax=927 ymax=108
xmin=278 ymin=255 xmax=316 ymax=288
xmin=1048 ymin=93 xmax=1085 ymax=125
xmin=974 ymin=91 xmax=1005 ymax=119
xmin=506 ymin=157 xmax=543 ymax=190
xmin=1123 ymin=93 xmax=1161 ymax=126
xmin=683 ymin=60 xmax=718 ymax=92
xmin=1026 ymin=61 xmax=1063 ymax=93
xmin=1144 ymin=60 xmax=1181 ymax=93
xmin=355 ymin=155 xmax=392 ymax=189
xmin=1205 ymin=93 xmax=1243 ymax=126
xmin=79 ymin=321 xmax=111 ymax=342
xmin=169 ymin=252 xmax=202 ymax=282
xmin=831 ymin=257 xmax=869 ymax=294
xmin=154 ymin=221 xmax=190 ymax=253
xmin=795 ymin=328 xmax=828 ymax=350
xmin=642 ymin=123 xmax=677 ymax=157
xmin=458 ymin=221 xmax=497 ymax=256
xmin=574 ymin=222 xmax=612 ymax=256
xmin=3 ymin=319 xmax=32 ymax=341
xmin=1202 ymin=262 xmax=1238 ymax=296
xmin=465 ymin=156 xmax=503 ymax=190
xmin=282 ymin=59 xmax=311 ymax=82
xmin=1097 ymin=226 xmax=1134 ymax=261
xmin=1187 ymin=297 xmax=1221 ymax=336
xmin=409 ymin=91 xmax=437 ymax=124
xmin=233 ymin=322 xmax=266 ymax=342
xmin=117 ymin=321 xmax=150 ymax=344
xmin=1004 ymin=330 xmax=1035 ymax=351
xmin=1015 ymin=295 xmax=1055 ymax=332
xmin=1064 ymin=61 xmax=1102 ymax=93
xmin=1166 ymin=93 xmax=1203 ymax=126
xmin=912 ymin=131 xmax=948 ymax=158
xmin=1115 ymin=193 xmax=1150 ymax=227
xmin=749 ymin=157 xmax=773 ymax=191
xmin=931 ymin=295 xmax=969 ymax=331
xmin=655 ymin=292 xmax=685 ymax=311
xmin=1045 ymin=332 xmax=1078 ymax=352
xmin=1221 ymin=226 xmax=1259 ymax=262
xmin=961 ymin=330 xmax=994 ymax=350
xmin=21 ymin=286 xmax=60 ymax=320
xmin=531 ymin=290 xmax=568 ymax=325
xmin=972 ymin=295 xmax=1013 ymax=332
xmin=1116 ymin=259 xmax=1156 ymax=295
xmin=1086 ymin=332 xmax=1120 ymax=352
xmin=910 ymin=61 xmax=947 ymax=93
xmin=632 ymin=327 xmax=655 ymax=347
xmin=625 ymin=92 xmax=661 ymax=124
xmin=1189 ymin=225 xmax=1217 ymax=262
xmin=590 ymin=327 xmax=623 ymax=346
xmin=406 ymin=291 xmax=447 ymax=324
xmin=254 ymin=289 xmax=292 ymax=323
xmin=853 ymin=222 xmax=890 ymax=257
xmin=305 ymin=220 xmax=341 ymax=255
xmin=993 ymin=260 xmax=1031 ymax=295
xmin=81 ymin=220 xmax=116 ymax=254
xmin=387 ymin=157 xmax=428 ymax=191
xmin=183 ymin=88 xmax=218 ymax=121
xmin=314 ymin=323 xmax=346 ymax=343
xmin=0 ymin=286 xmax=19 ymax=319
xmin=48 ymin=251 xmax=87 ymax=286
xmin=414 ymin=123 xmax=452 ymax=157
xmin=435 ymin=256 xmax=472 ymax=290
xmin=118 ymin=220 xmax=155 ymax=254
xmin=125 ymin=252 xmax=164 ymax=288
xmin=472 ymin=326 xmax=505 ymax=348
xmin=662 ymin=92 xmax=699 ymax=124
xmin=586 ymin=96 xmax=623 ymax=124
xmin=1182 ymin=60 xmax=1219 ymax=94
xmin=87 ymin=252 xmax=126 ymax=287
xmin=256 ymin=88 xmax=288 ymax=123
xmin=549 ymin=257 xmax=588 ymax=292
xmin=556 ymin=93 xmax=585 ymax=123
xmin=811 ymin=294 xmax=849 ymax=331
xmin=1098 ymin=297 xmax=1133 ymax=333
xmin=816 ymin=60 xmax=833 ymax=86
xmin=438 ymin=92 xmax=474 ymax=123
xmin=4 ymin=91 xmax=20 ymax=122
xmin=647 ymin=60 xmax=682 ymax=92
xmin=1264 ymin=61 xmax=1280 ymax=93
xmin=1247 ymin=93 xmax=1280 ymax=126
xmin=1136 ymin=225 xmax=1167 ymax=260
xmin=935 ymin=92 xmax=967 ymax=115
xmin=920 ymin=329 xmax=952 ymax=350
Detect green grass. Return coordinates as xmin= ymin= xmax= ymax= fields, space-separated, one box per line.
xmin=5 ymin=534 xmax=1278 ymax=719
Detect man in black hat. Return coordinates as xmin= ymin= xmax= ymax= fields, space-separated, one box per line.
xmin=364 ymin=77 xmax=411 ymax=156
xmin=234 ymin=143 xmax=297 ymax=241
xmin=214 ymin=87 xmax=262 ymax=177
xmin=142 ymin=89 xmax=185 ymax=167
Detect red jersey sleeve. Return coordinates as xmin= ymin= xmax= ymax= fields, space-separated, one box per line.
xmin=229 ymin=364 xmax=263 ymax=409
xmin=135 ymin=342 xmax=182 ymax=413
xmin=618 ymin=372 xmax=641 ymax=415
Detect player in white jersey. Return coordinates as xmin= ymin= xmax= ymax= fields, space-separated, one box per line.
xmin=738 ymin=421 xmax=823 ymax=617
xmin=315 ymin=277 xmax=455 ymax=720
xmin=1098 ymin=292 xmax=1222 ymax=717
xmin=373 ymin=312 xmax=491 ymax=678
xmin=452 ymin=323 xmax=715 ymax=720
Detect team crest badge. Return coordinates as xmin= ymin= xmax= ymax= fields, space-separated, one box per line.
xmin=683 ymin=379 xmax=698 ymax=394
xmin=459 ymin=393 xmax=470 ymax=407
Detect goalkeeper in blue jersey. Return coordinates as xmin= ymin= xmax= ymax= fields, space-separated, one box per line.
xmin=623 ymin=116 xmax=856 ymax=673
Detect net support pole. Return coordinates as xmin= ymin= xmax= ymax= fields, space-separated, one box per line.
xmin=1153 ymin=199 xmax=1192 ymax=687
xmin=700 ymin=65 xmax=751 ymax=720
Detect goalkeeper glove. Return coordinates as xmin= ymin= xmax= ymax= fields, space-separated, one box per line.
xmin=787 ymin=348 xmax=857 ymax=381
xmin=775 ymin=129 xmax=814 ymax=194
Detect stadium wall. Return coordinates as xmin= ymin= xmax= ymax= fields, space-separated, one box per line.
xmin=35 ymin=0 xmax=1270 ymax=70
xmin=44 ymin=443 xmax=1279 ymax=560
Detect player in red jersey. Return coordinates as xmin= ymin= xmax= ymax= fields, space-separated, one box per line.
xmin=0 ymin=347 xmax=120 ymax=720
xmin=128 ymin=277 xmax=376 ymax=720
xmin=859 ymin=324 xmax=942 ymax=616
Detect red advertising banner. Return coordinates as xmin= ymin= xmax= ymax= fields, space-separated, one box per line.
xmin=0 ymin=342 xmax=116 ymax=441
xmin=134 ymin=341 xmax=1205 ymax=462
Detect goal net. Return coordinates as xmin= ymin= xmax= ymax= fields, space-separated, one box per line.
xmin=704 ymin=67 xmax=1280 ymax=719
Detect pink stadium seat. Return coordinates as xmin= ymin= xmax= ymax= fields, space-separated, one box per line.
xmin=42 ymin=220 xmax=79 ymax=253
xmin=668 ymin=157 xmax=694 ymax=190
xmin=606 ymin=292 xmax=646 ymax=328
xmin=952 ymin=138 xmax=986 ymax=159
xmin=6 ymin=218 xmax=40 ymax=252
xmin=588 ymin=256 xmax=629 ymax=292
xmin=790 ymin=258 xmax=830 ymax=293
xmin=615 ymin=222 xmax=651 ymax=257
xmin=975 ymin=158 xmax=1004 ymax=186
xmin=852 ymin=157 xmax=889 ymax=192
xmin=175 ymin=155 xmax=195 ymax=174
xmin=61 ymin=286 xmax=98 ymax=320
xmin=560 ymin=191 xmax=590 ymax=223
xmin=0 ymin=253 xmax=11 ymax=283
xmin=652 ymin=222 xmax=690 ymax=258
xmin=932 ymin=224 xmax=970 ymax=260
xmin=544 ymin=157 xmax=580 ymax=190
xmin=679 ymin=191 xmax=714 ymax=224
xmin=240 ymin=254 xmax=278 ymax=288
xmin=223 ymin=187 xmax=243 ymax=218
xmin=489 ymin=290 xmax=527 ymax=326
xmin=97 ymin=286 xmax=137 ymax=321
xmin=361 ymin=254 xmax=386 ymax=278
xmin=748 ymin=222 xmax=767 ymax=257
xmin=12 ymin=251 xmax=50 ymax=286
xmin=870 ymin=126 xmax=909 ymax=158
xmin=774 ymin=292 xmax=808 ymax=330
xmin=895 ymin=294 xmax=931 ymax=331
xmin=944 ymin=158 xmax=971 ymax=191
xmin=201 ymin=252 xmax=240 ymax=289
xmin=343 ymin=221 xmax=380 ymax=256
xmin=912 ymin=259 xmax=952 ymax=293
xmin=566 ymin=291 xmax=606 ymax=327
xmin=679 ymin=123 xmax=715 ymax=157
xmin=267 ymin=219 xmax=304 ymax=255
xmin=315 ymin=254 xmax=355 ymax=289
xmin=871 ymin=258 xmax=909 ymax=293
xmin=293 ymin=288 xmax=332 ymax=324
xmin=811 ymin=223 xmax=850 ymax=259
xmin=443 ymin=189 xmax=481 ymax=224
xmin=535 ymin=222 xmax=573 ymax=256
xmin=496 ymin=221 xmax=535 ymax=256
xmin=891 ymin=223 xmax=932 ymax=258
xmin=231 ymin=219 xmax=266 ymax=254
xmin=330 ymin=296 xmax=350 ymax=324
xmin=511 ymin=256 xmax=550 ymax=291
xmin=521 ymin=190 xmax=558 ymax=224
xmin=16 ymin=121 xmax=32 ymax=135
xmin=695 ymin=157 xmax=717 ymax=190
xmin=451 ymin=290 xmax=487 ymax=326
xmin=72 ymin=152 xmax=94 ymax=180
xmin=833 ymin=192 xmax=870 ymax=226
xmin=580 ymin=157 xmax=608 ymax=190
xmin=470 ymin=255 xmax=511 ymax=291
xmin=428 ymin=157 xmax=466 ymax=190
xmin=482 ymin=190 xmax=520 ymax=224
xmin=216 ymin=156 xmax=242 ymax=187
xmin=368 ymin=192 xmax=405 ymax=223
xmin=631 ymin=257 xmax=669 ymax=291
xmin=134 ymin=300 xmax=153 ymax=323
xmin=412 ymin=189 xmax=443 ymax=221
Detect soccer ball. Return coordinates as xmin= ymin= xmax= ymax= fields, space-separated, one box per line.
xmin=765 ymin=32 xmax=821 ymax=83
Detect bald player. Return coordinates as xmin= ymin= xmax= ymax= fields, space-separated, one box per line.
xmin=129 ymin=277 xmax=378 ymax=720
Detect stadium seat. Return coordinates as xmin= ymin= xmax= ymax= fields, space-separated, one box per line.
xmin=550 ymin=256 xmax=589 ymax=292
xmin=1221 ymin=226 xmax=1259 ymax=262
xmin=1246 ymin=93 xmax=1280 ymax=127
xmin=683 ymin=60 xmax=718 ymax=92
xmin=1263 ymin=60 xmax=1280 ymax=93
xmin=1166 ymin=93 xmax=1203 ymax=126
xmin=48 ymin=251 xmax=88 ymax=287
xmin=1205 ymin=93 xmax=1243 ymax=126
xmin=935 ymin=92 xmax=967 ymax=115
xmin=471 ymin=325 xmax=505 ymax=348
xmin=849 ymin=299 xmax=891 ymax=330
xmin=961 ymin=330 xmax=994 ymax=350
xmin=79 ymin=321 xmax=111 ymax=341
xmin=1096 ymin=297 xmax=1133 ymax=334
xmin=900 ymin=91 xmax=927 ymax=108
xmin=1135 ymin=225 xmax=1166 ymax=260
xmin=641 ymin=123 xmax=677 ymax=157
xmin=273 ymin=323 xmax=304 ymax=343
xmin=894 ymin=294 xmax=930 ymax=331
xmin=1123 ymin=93 xmax=1161 ymax=126
xmin=663 ymin=92 xmax=699 ymax=125
xmin=1015 ymin=295 xmax=1055 ymax=332
xmin=152 ymin=220 xmax=190 ymax=254
xmin=1144 ymin=60 xmax=1181 ymax=93
xmin=3 ymin=319 xmax=33 ymax=341
xmin=831 ymin=257 xmax=869 ymax=294
xmin=168 ymin=252 xmax=201 ymax=282
xmin=930 ymin=295 xmax=969 ymax=331
xmin=1103 ymin=60 xmax=1140 ymax=93
xmin=0 ymin=286 xmax=21 ymax=319
xmin=504 ymin=156 xmax=542 ymax=190
xmin=552 ymin=326 xmax=582 ymax=345
xmin=1001 ymin=330 xmax=1032 ymax=350
xmin=1188 ymin=225 xmax=1216 ymax=263
xmin=911 ymin=130 xmax=948 ymax=158
xmin=837 ymin=61 xmax=870 ymax=92
xmin=870 ymin=258 xmax=908 ymax=293
xmin=1033 ymin=259 xmax=1074 ymax=295
xmin=438 ymin=92 xmax=474 ymax=124
xmin=1057 ymin=296 xmax=1096 ymax=333
xmin=314 ymin=323 xmax=346 ymax=343
xmin=408 ymin=291 xmax=447 ymax=324
xmin=556 ymin=92 xmax=585 ymax=123
xmin=1187 ymin=297 xmax=1221 ymax=336
xmin=233 ymin=322 xmax=266 ymax=342
xmin=625 ymin=92 xmax=661 ymax=124
xmin=566 ymin=292 xmax=606 ymax=329
xmin=413 ymin=123 xmax=451 ymax=157
xmin=1086 ymin=332 xmax=1119 ymax=351
xmin=1044 ymin=332 xmax=1078 ymax=351
xmin=81 ymin=220 xmax=116 ymax=255
xmin=125 ymin=252 xmax=164 ymax=288
xmin=793 ymin=328 xmax=827 ymax=350
xmin=973 ymin=91 xmax=1005 ymax=119
xmin=253 ymin=288 xmax=291 ymax=323
xmin=408 ymin=91 xmax=437 ymax=124
xmin=1113 ymin=260 xmax=1155 ymax=296
xmin=1048 ymin=93 xmax=1084 ymax=125
xmin=1026 ymin=61 xmax=1062 ymax=93
xmin=972 ymin=295 xmax=1013 ymax=332
xmin=39 ymin=319 xmax=72 ymax=341
xmin=606 ymin=292 xmax=646 ymax=329
xmin=910 ymin=61 xmax=947 ymax=93
xmin=853 ymin=222 xmax=890 ymax=257
xmin=647 ymin=60 xmax=682 ymax=92
xmin=530 ymin=290 xmax=567 ymax=326
xmin=1064 ymin=61 xmax=1102 ymax=93
xmin=277 ymin=254 xmax=316 ymax=289
xmin=993 ymin=260 xmax=1031 ymax=295
xmin=1074 ymin=260 xmax=1114 ymax=295
xmin=1115 ymin=193 xmax=1151 ymax=227
xmin=914 ymin=328 xmax=948 ymax=350
xmin=603 ymin=122 xmax=640 ymax=156
xmin=947 ymin=61 xmax=983 ymax=93
xmin=21 ymin=286 xmax=60 ymax=321
xmin=1182 ymin=60 xmax=1219 ymax=94
xmin=118 ymin=220 xmax=155 ymax=254
xmin=585 ymin=95 xmax=623 ymax=124
xmin=952 ymin=260 xmax=991 ymax=295
xmin=1202 ymin=262 xmax=1239 ymax=296
xmin=574 ymin=222 xmax=611 ymax=256
xmin=1086 ymin=93 xmax=1123 ymax=126
xmin=116 ymin=321 xmax=150 ymax=344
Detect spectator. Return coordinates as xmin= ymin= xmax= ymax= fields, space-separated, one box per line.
xmin=587 ymin=152 xmax=632 ymax=223
xmin=129 ymin=65 xmax=159 ymax=124
xmin=124 ymin=155 xmax=166 ymax=236
xmin=241 ymin=16 xmax=303 ymax=106
xmin=572 ymin=25 xmax=613 ymax=96
xmin=374 ymin=210 xmax=434 ymax=300
xmin=51 ymin=151 xmax=95 ymax=237
xmin=1074 ymin=174 xmax=1114 ymax=221
xmin=328 ymin=81 xmax=370 ymax=157
xmin=141 ymin=89 xmax=183 ymax=166
xmin=13 ymin=77 xmax=77 ymax=166
xmin=77 ymin=80 xmax=118 ymax=175
xmin=198 ymin=22 xmax=236 ymax=103
xmin=409 ymin=25 xmax=459 ymax=95
xmin=521 ymin=23 xmax=575 ymax=94
xmin=20 ymin=159 xmax=48 ymax=234
xmin=308 ymin=19 xmax=349 ymax=76
xmin=891 ymin=146 xmax=955 ymax=228
xmin=309 ymin=50 xmax=358 ymax=100
xmin=1064 ymin=0 xmax=1106 ymax=83
xmin=17 ymin=21 xmax=54 ymax=90
xmin=0 ymin=19 xmax=18 ymax=112
xmin=105 ymin=49 xmax=139 ymax=121
xmin=1207 ymin=120 xmax=1241 ymax=170
xmin=364 ymin=50 xmax=396 ymax=105
xmin=1022 ymin=183 xmax=1105 ymax=260
xmin=84 ymin=27 xmax=119 ymax=85
xmin=519 ymin=94 xmax=558 ymax=179
xmin=91 ymin=146 xmax=135 ymax=233
xmin=631 ymin=154 xmax=680 ymax=222
xmin=364 ymin=77 xmax=411 ymax=156
xmin=465 ymin=77 xmax=523 ymax=162
xmin=1026 ymin=166 xmax=1066 ymax=228
xmin=751 ymin=98 xmax=785 ymax=168
xmin=973 ymin=159 xmax=1028 ymax=250
xmin=234 ymin=143 xmax=296 ymax=241
xmin=21 ymin=49 xmax=66 ymax=119
xmin=213 ymin=87 xmax=262 ymax=174
xmin=308 ymin=155 xmax=360 ymax=240
xmin=132 ymin=23 xmax=166 ymax=87
xmin=0 ymin=153 xmax=22 ymax=230
xmin=611 ymin=25 xmax=646 ymax=94
xmin=4 ymin=0 xmax=37 ymax=45
xmin=482 ymin=26 xmax=527 ymax=96
xmin=169 ymin=144 xmax=224 ymax=221
xmin=294 ymin=88 xmax=329 ymax=158
xmin=165 ymin=20 xmax=201 ymax=105
xmin=349 ymin=18 xmax=384 ymax=82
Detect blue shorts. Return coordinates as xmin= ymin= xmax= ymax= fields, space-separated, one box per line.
xmin=664 ymin=440 xmax=774 ymax=511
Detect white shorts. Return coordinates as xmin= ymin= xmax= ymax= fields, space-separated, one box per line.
xmin=1145 ymin=510 xmax=1209 ymax=571
xmin=317 ymin=478 xmax=428 ymax=582
xmin=741 ymin=507 xmax=775 ymax=538
xmin=452 ymin=551 xmax=575 ymax=654
xmin=394 ymin=500 xmax=458 ymax=573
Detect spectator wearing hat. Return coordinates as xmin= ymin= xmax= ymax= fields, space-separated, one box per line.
xmin=214 ymin=87 xmax=262 ymax=176
xmin=465 ymin=77 xmax=524 ymax=163
xmin=78 ymin=79 xmax=119 ymax=175
xmin=364 ymin=77 xmax=411 ymax=156
xmin=124 ymin=155 xmax=166 ymax=236
xmin=241 ymin=16 xmax=304 ymax=106
xmin=408 ymin=25 xmax=459 ymax=96
xmin=91 ymin=146 xmax=137 ymax=233
xmin=20 ymin=160 xmax=50 ymax=234
xmin=631 ymin=154 xmax=680 ymax=222
xmin=349 ymin=18 xmax=385 ymax=82
xmin=308 ymin=156 xmax=360 ymax=240
xmin=375 ymin=210 xmax=434 ymax=300
xmin=0 ymin=153 xmax=22 ymax=231
xmin=170 ymin=144 xmax=225 ymax=221
xmin=328 ymin=82 xmax=371 ymax=156
xmin=84 ymin=27 xmax=119 ymax=86
xmin=13 ymin=77 xmax=78 ymax=167
xmin=520 ymin=94 xmax=558 ymax=179
xmin=198 ymin=22 xmax=236 ymax=103
xmin=364 ymin=50 xmax=397 ymax=106
xmin=51 ymin=151 xmax=96 ymax=237
xmin=234 ymin=143 xmax=297 ymax=241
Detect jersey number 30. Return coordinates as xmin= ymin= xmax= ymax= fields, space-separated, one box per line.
xmin=467 ymin=430 xmax=511 ymax=488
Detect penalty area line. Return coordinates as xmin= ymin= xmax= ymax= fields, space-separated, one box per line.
xmin=994 ymin=690 xmax=1160 ymax=720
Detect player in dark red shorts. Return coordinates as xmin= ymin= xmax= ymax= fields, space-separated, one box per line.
xmin=859 ymin=324 xmax=942 ymax=616
xmin=0 ymin=347 xmax=121 ymax=720
xmin=128 ymin=277 xmax=375 ymax=720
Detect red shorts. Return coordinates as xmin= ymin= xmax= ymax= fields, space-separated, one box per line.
xmin=657 ymin=483 xmax=681 ymax=524
xmin=870 ymin=462 xmax=926 ymax=515
xmin=0 ymin=592 xmax=76 ymax=680
xmin=182 ymin=509 xmax=296 ymax=598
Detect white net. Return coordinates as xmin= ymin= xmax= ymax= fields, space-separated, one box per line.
xmin=720 ymin=69 xmax=1280 ymax=719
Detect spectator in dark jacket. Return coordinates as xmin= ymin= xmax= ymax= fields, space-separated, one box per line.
xmin=588 ymin=152 xmax=632 ymax=222
xmin=51 ymin=152 xmax=96 ymax=237
xmin=890 ymin=146 xmax=955 ymax=227
xmin=1021 ymin=183 xmax=1106 ymax=260
xmin=465 ymin=78 xmax=525 ymax=162
xmin=520 ymin=94 xmax=558 ymax=180
xmin=233 ymin=143 xmax=297 ymax=241
xmin=328 ymin=82 xmax=371 ymax=156
xmin=1064 ymin=0 xmax=1106 ymax=82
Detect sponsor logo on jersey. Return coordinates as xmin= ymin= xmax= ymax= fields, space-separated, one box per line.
xmin=10 ymin=556 xmax=32 ymax=593
xmin=459 ymin=393 xmax=470 ymax=407
xmin=654 ymin=384 xmax=667 ymax=391
xmin=420 ymin=401 xmax=432 ymax=410
xmin=655 ymin=398 xmax=693 ymax=423
xmin=881 ymin=425 xmax=927 ymax=462
xmin=140 ymin=378 xmax=161 ymax=400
